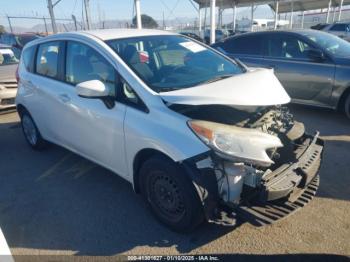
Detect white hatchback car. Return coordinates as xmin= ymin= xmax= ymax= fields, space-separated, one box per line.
xmin=16 ymin=29 xmax=323 ymax=232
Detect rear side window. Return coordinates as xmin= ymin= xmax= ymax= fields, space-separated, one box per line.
xmin=222 ymin=35 xmax=264 ymax=56
xmin=36 ymin=41 xmax=60 ymax=78
xmin=22 ymin=45 xmax=36 ymax=72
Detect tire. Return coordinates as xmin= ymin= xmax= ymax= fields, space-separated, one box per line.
xmin=139 ymin=155 xmax=204 ymax=232
xmin=344 ymin=93 xmax=350 ymax=119
xmin=20 ymin=111 xmax=47 ymax=150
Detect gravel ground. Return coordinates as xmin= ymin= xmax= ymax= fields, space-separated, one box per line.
xmin=0 ymin=105 xmax=349 ymax=259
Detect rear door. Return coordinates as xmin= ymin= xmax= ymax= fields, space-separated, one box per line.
xmin=217 ymin=34 xmax=265 ymax=67
xmin=260 ymin=33 xmax=335 ymax=106
xmin=25 ymin=40 xmax=64 ymax=141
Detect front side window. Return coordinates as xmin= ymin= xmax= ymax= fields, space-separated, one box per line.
xmin=36 ymin=41 xmax=60 ymax=78
xmin=65 ymin=41 xmax=116 ymax=96
xmin=266 ymin=35 xmax=311 ymax=60
xmin=107 ymin=35 xmax=243 ymax=92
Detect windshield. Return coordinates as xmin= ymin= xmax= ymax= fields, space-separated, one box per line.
xmin=302 ymin=31 xmax=350 ymax=57
xmin=0 ymin=49 xmax=19 ymax=65
xmin=107 ymin=35 xmax=243 ymax=92
xmin=16 ymin=35 xmax=39 ymax=47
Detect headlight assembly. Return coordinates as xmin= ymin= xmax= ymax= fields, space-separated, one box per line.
xmin=188 ymin=120 xmax=283 ymax=167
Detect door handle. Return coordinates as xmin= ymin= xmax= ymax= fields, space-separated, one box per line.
xmin=58 ymin=94 xmax=71 ymax=103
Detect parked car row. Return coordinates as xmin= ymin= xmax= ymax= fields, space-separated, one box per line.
xmin=212 ymin=29 xmax=350 ymax=118
xmin=0 ymin=32 xmax=41 ymax=110
xmin=0 ymin=44 xmax=18 ymax=110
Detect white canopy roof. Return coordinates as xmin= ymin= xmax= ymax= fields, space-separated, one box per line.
xmin=193 ymin=0 xmax=274 ymax=9
xmin=270 ymin=0 xmax=350 ymax=13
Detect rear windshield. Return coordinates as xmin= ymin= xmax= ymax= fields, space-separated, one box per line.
xmin=106 ymin=35 xmax=243 ymax=92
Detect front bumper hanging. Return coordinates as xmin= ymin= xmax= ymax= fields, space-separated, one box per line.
xmin=237 ymin=132 xmax=324 ymax=226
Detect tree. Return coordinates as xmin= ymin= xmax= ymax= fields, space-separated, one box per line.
xmin=132 ymin=14 xmax=158 ymax=29
xmin=0 ymin=25 xmax=6 ymax=34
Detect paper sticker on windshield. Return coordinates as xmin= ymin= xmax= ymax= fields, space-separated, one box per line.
xmin=138 ymin=51 xmax=149 ymax=63
xmin=180 ymin=42 xmax=206 ymax=53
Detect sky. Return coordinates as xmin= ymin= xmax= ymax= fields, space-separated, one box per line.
xmin=0 ymin=0 xmax=272 ymax=29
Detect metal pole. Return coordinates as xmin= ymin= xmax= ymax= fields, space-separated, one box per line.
xmin=290 ymin=1 xmax=294 ymax=29
xmin=204 ymin=6 xmax=207 ymax=31
xmin=135 ymin=0 xmax=142 ymax=29
xmin=84 ymin=0 xmax=92 ymax=30
xmin=251 ymin=3 xmax=254 ymax=32
xmin=338 ymin=0 xmax=344 ymax=21
xmin=274 ymin=0 xmax=279 ymax=30
xmin=43 ymin=17 xmax=48 ymax=34
xmin=326 ymin=0 xmax=332 ymax=23
xmin=7 ymin=16 xmax=13 ymax=33
xmin=72 ymin=15 xmax=78 ymax=31
xmin=301 ymin=11 xmax=305 ymax=29
xmin=210 ymin=0 xmax=216 ymax=44
xmin=332 ymin=6 xmax=336 ymax=22
xmin=198 ymin=8 xmax=203 ymax=35
xmin=233 ymin=4 xmax=237 ymax=31
xmin=47 ymin=0 xmax=58 ymax=33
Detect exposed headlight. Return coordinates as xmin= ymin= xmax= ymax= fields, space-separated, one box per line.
xmin=188 ymin=120 xmax=283 ymax=167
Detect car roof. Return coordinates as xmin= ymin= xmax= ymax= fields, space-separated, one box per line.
xmin=226 ymin=29 xmax=326 ymax=38
xmin=211 ymin=29 xmax=331 ymax=46
xmin=79 ymin=29 xmax=176 ymax=41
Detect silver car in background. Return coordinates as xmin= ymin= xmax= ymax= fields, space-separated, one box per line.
xmin=322 ymin=23 xmax=350 ymax=42
xmin=0 ymin=45 xmax=18 ymax=110
xmin=212 ymin=30 xmax=350 ymax=118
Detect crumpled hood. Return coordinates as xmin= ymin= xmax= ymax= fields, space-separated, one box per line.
xmin=160 ymin=68 xmax=291 ymax=106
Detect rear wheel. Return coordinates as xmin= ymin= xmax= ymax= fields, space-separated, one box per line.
xmin=21 ymin=111 xmax=47 ymax=150
xmin=344 ymin=93 xmax=350 ymax=119
xmin=139 ymin=155 xmax=204 ymax=232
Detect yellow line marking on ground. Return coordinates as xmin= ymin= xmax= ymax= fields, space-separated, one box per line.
xmin=37 ymin=153 xmax=72 ymax=181
xmin=320 ymin=135 xmax=350 ymax=142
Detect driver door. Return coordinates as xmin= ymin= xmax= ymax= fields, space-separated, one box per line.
xmin=56 ymin=41 xmax=128 ymax=177
xmin=261 ymin=33 xmax=335 ymax=106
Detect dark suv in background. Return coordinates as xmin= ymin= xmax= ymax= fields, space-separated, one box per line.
xmin=0 ymin=33 xmax=41 ymax=58
xmin=212 ymin=30 xmax=350 ymax=118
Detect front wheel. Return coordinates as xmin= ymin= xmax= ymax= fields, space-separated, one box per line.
xmin=139 ymin=155 xmax=204 ymax=232
xmin=21 ymin=111 xmax=47 ymax=150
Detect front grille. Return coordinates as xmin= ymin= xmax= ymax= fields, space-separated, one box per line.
xmin=0 ymin=81 xmax=17 ymax=89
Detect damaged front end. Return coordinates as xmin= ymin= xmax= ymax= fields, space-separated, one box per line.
xmin=176 ymin=105 xmax=324 ymax=226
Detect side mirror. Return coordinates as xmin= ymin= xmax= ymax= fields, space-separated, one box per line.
xmin=308 ymin=49 xmax=325 ymax=62
xmin=76 ymin=80 xmax=109 ymax=98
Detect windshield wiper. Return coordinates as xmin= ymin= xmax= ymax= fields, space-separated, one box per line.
xmin=157 ymin=87 xmax=182 ymax=92
xmin=199 ymin=74 xmax=234 ymax=85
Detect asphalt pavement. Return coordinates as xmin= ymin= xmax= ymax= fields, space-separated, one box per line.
xmin=0 ymin=105 xmax=349 ymax=258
